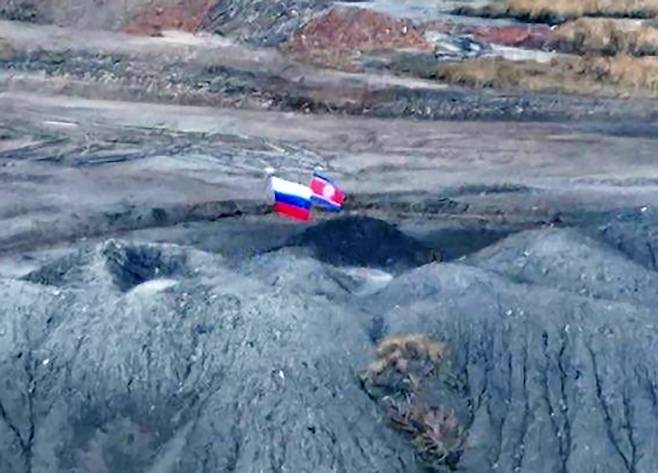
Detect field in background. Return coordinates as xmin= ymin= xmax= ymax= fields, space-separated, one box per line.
xmin=436 ymin=1 xmax=658 ymax=96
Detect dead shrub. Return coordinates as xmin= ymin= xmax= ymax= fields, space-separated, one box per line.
xmin=431 ymin=54 xmax=658 ymax=97
xmin=381 ymin=395 xmax=466 ymax=471
xmin=0 ymin=37 xmax=16 ymax=61
xmin=360 ymin=335 xmax=465 ymax=472
xmin=433 ymin=58 xmax=525 ymax=89
xmin=580 ymin=53 xmax=658 ymax=90
xmin=362 ymin=334 xmax=447 ymax=390
xmin=503 ymin=0 xmax=658 ymax=21
xmin=552 ymin=18 xmax=658 ymax=55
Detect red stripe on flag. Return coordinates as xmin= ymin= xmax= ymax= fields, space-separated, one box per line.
xmin=274 ymin=202 xmax=312 ymax=221
xmin=310 ymin=177 xmax=345 ymax=206
xmin=310 ymin=179 xmax=324 ymax=195
xmin=333 ymin=189 xmax=346 ymax=205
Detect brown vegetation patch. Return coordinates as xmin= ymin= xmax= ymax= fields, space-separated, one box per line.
xmin=0 ymin=37 xmax=15 ymax=61
xmin=359 ymin=335 xmax=466 ymax=471
xmin=456 ymin=0 xmax=658 ymax=23
xmin=503 ymin=0 xmax=658 ymax=20
xmin=124 ymin=0 xmax=216 ymax=37
xmin=287 ymin=7 xmax=431 ymax=70
xmin=431 ymin=55 xmax=658 ymax=97
xmin=551 ymin=17 xmax=658 ymax=55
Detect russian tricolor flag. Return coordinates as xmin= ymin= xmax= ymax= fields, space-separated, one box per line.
xmin=309 ymin=171 xmax=345 ymax=212
xmin=270 ymin=176 xmax=313 ymax=221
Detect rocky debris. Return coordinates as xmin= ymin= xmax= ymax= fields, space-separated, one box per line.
xmin=4 ymin=20 xmax=658 ymax=122
xmin=0 ymin=0 xmax=165 ymax=30
xmin=0 ymin=0 xmax=221 ymax=31
xmin=124 ymin=0 xmax=217 ymax=36
xmin=286 ymin=6 xmax=431 ymax=70
xmin=421 ymin=21 xmax=553 ymax=50
xmin=286 ymin=216 xmax=435 ymax=273
xmin=426 ymin=33 xmax=491 ymax=61
xmin=417 ymin=22 xmax=555 ymax=65
xmin=0 ymin=0 xmax=44 ymax=23
xmin=202 ymin=0 xmax=332 ymax=46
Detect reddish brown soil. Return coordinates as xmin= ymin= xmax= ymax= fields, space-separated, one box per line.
xmin=421 ymin=21 xmax=553 ymax=49
xmin=287 ymin=7 xmax=431 ymax=70
xmin=124 ymin=0 xmax=216 ymax=36
xmin=472 ymin=25 xmax=553 ymax=48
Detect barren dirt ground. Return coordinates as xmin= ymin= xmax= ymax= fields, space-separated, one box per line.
xmin=2 ymin=10 xmax=658 ymax=473
xmin=3 ymin=88 xmax=658 ymax=257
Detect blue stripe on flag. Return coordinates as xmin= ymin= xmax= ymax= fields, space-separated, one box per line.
xmin=311 ymin=195 xmax=342 ymax=211
xmin=274 ymin=191 xmax=312 ymax=209
xmin=313 ymin=172 xmax=335 ymax=185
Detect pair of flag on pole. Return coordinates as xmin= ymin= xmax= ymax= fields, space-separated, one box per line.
xmin=270 ymin=171 xmax=345 ymax=222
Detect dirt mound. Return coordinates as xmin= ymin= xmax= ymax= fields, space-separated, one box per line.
xmin=202 ymin=0 xmax=332 ymax=46
xmin=287 ymin=6 xmax=431 ymax=70
xmin=597 ymin=207 xmax=658 ymax=270
xmin=466 ymin=227 xmax=658 ymax=306
xmin=472 ymin=24 xmax=553 ymax=48
xmin=3 ymin=221 xmax=658 ymax=473
xmin=124 ymin=0 xmax=216 ymax=36
xmin=367 ymin=258 xmax=658 ymax=473
xmin=0 ymin=243 xmax=415 ymax=473
xmin=287 ymin=216 xmax=435 ymax=273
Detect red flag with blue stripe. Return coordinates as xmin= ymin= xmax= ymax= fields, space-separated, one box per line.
xmin=309 ymin=172 xmax=345 ymax=212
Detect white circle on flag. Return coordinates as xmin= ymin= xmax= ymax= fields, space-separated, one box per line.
xmin=323 ymin=184 xmax=335 ymax=199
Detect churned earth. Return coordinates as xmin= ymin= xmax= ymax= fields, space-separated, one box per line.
xmin=1 ymin=1 xmax=658 ymax=473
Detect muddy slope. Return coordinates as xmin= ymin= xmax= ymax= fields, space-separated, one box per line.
xmin=1 ymin=218 xmax=657 ymax=473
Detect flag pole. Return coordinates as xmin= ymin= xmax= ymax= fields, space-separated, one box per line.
xmin=264 ymin=166 xmax=275 ymax=205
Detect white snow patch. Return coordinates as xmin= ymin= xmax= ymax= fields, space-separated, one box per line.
xmin=130 ymin=278 xmax=179 ymax=296
xmin=156 ymin=30 xmax=234 ymax=48
xmin=339 ymin=267 xmax=394 ymax=295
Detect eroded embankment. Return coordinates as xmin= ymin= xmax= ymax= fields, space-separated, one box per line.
xmin=1 ymin=212 xmax=657 ymax=473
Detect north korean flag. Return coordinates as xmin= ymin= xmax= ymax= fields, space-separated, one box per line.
xmin=309 ymin=172 xmax=346 ymax=211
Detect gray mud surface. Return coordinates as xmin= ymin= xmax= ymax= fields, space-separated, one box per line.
xmin=2 ymin=85 xmax=658 ymax=473
xmin=1 ymin=4 xmax=658 ymax=473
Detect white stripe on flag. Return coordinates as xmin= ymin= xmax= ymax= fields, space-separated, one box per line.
xmin=270 ymin=176 xmax=312 ymax=199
